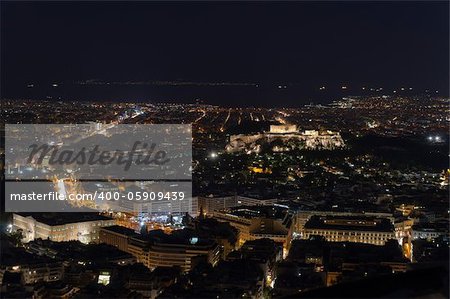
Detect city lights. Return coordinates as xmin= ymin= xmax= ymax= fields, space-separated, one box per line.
xmin=1 ymin=1 xmax=448 ymax=298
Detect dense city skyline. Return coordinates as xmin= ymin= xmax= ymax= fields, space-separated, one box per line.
xmin=1 ymin=2 xmax=449 ymax=299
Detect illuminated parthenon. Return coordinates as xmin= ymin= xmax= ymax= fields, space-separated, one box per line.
xmin=226 ymin=124 xmax=345 ymax=153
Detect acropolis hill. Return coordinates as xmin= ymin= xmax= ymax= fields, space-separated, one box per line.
xmin=226 ymin=125 xmax=345 ymax=153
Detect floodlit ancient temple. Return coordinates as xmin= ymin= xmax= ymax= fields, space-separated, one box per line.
xmin=226 ymin=124 xmax=345 ymax=153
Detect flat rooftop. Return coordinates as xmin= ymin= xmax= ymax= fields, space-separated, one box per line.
xmin=225 ymin=205 xmax=288 ymax=220
xmin=101 ymin=226 xmax=217 ymax=247
xmin=100 ymin=225 xmax=139 ymax=237
xmin=15 ymin=212 xmax=112 ymax=226
xmin=304 ymin=215 xmax=394 ymax=232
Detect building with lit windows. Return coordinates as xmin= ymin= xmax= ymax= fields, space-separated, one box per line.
xmin=213 ymin=206 xmax=294 ymax=253
xmin=236 ymin=195 xmax=278 ymax=207
xmin=412 ymin=221 xmax=449 ymax=240
xmin=144 ymin=240 xmax=220 ymax=272
xmin=302 ymin=215 xmax=395 ymax=246
xmin=99 ymin=226 xmax=221 ymax=272
xmin=197 ymin=194 xmax=278 ymax=216
xmin=296 ymin=210 xmax=394 ymax=232
xmin=197 ymin=194 xmax=238 ymax=216
xmin=13 ymin=213 xmax=115 ymax=244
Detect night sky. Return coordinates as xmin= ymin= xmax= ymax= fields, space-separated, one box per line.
xmin=1 ymin=1 xmax=449 ymax=106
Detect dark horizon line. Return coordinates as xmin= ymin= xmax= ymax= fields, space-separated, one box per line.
xmin=2 ymin=92 xmax=447 ymax=110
